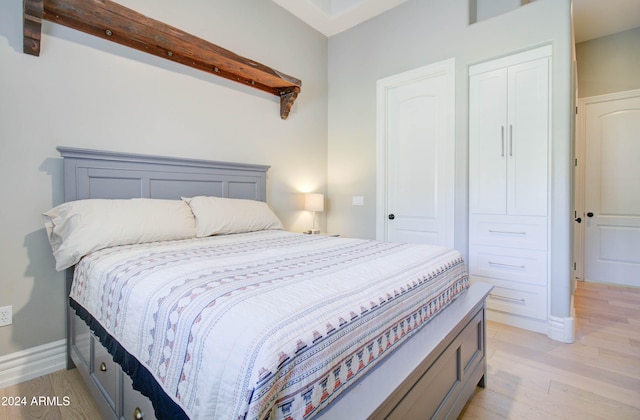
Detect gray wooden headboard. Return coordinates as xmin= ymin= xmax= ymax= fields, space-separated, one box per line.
xmin=59 ymin=146 xmax=271 ymax=368
xmin=58 ymin=147 xmax=270 ymax=202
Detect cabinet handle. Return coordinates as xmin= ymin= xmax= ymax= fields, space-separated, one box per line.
xmin=488 ymin=261 xmax=526 ymax=269
xmin=501 ymin=126 xmax=505 ymax=157
xmin=99 ymin=362 xmax=107 ymax=372
xmin=133 ymin=407 xmax=144 ymax=420
xmin=490 ymin=293 xmax=525 ymax=303
xmin=488 ymin=229 xmax=526 ymax=235
xmin=509 ymin=125 xmax=514 ymax=157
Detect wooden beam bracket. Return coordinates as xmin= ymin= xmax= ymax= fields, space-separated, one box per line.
xmin=280 ymin=87 xmax=300 ymax=121
xmin=22 ymin=0 xmax=301 ymax=119
xmin=23 ymin=0 xmax=43 ymax=56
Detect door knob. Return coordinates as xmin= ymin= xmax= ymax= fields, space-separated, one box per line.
xmin=587 ymin=212 xmax=594 ymax=218
xmin=575 ymin=217 xmax=582 ymax=223
xmin=388 ymin=214 xmax=395 ymax=220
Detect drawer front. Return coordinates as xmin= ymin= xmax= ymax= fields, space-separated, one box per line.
xmin=472 ymin=276 xmax=547 ymax=320
xmin=122 ymin=375 xmax=157 ymax=420
xmin=91 ymin=336 xmax=118 ymax=412
xmin=470 ymin=246 xmax=547 ymax=286
xmin=470 ymin=215 xmax=547 ymax=250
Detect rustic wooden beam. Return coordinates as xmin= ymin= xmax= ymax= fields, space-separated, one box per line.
xmin=24 ymin=0 xmax=301 ymax=119
xmin=23 ymin=0 xmax=43 ymax=56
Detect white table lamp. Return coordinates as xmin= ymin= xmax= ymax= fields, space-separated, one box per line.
xmin=305 ymin=193 xmax=324 ymax=234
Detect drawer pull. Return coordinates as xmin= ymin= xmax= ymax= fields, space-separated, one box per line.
xmin=133 ymin=407 xmax=144 ymax=420
xmin=99 ymin=362 xmax=107 ymax=372
xmin=488 ymin=261 xmax=526 ymax=269
xmin=488 ymin=230 xmax=526 ymax=235
xmin=490 ymin=293 xmax=525 ymax=303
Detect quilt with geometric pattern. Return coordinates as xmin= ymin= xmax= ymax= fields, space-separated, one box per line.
xmin=70 ymin=230 xmax=469 ymax=420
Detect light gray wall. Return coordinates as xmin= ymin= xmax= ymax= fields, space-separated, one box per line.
xmin=576 ymin=26 xmax=640 ymax=98
xmin=0 ymin=0 xmax=327 ymax=356
xmin=474 ymin=0 xmax=522 ymax=23
xmin=326 ymin=0 xmax=573 ymax=317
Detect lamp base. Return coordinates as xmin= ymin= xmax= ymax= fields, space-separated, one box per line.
xmin=305 ymin=229 xmax=321 ymax=234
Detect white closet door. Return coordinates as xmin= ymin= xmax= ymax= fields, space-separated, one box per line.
xmin=469 ymin=68 xmax=508 ymax=215
xmin=377 ymin=59 xmax=455 ymax=247
xmin=506 ymin=57 xmax=549 ymax=217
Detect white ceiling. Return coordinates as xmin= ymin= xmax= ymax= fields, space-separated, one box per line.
xmin=271 ymin=0 xmax=410 ymax=37
xmin=273 ymin=0 xmax=640 ymax=41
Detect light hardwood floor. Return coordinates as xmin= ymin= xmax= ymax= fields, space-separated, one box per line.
xmin=461 ymin=281 xmax=640 ymax=419
xmin=1 ymin=281 xmax=638 ymax=419
xmin=0 ymin=368 xmax=101 ymax=420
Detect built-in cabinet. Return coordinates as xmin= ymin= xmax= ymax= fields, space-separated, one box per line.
xmin=468 ymin=45 xmax=551 ymax=334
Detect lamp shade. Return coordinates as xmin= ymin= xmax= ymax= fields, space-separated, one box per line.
xmin=305 ymin=193 xmax=324 ymax=212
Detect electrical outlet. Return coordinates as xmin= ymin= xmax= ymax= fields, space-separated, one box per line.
xmin=0 ymin=306 xmax=12 ymax=327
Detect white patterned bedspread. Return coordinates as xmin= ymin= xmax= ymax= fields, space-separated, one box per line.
xmin=70 ymin=230 xmax=469 ymax=420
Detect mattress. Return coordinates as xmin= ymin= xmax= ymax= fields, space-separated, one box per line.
xmin=69 ymin=230 xmax=469 ymax=420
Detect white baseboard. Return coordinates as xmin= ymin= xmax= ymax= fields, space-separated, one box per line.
xmin=485 ymin=309 xmax=548 ymax=335
xmin=548 ymin=314 xmax=575 ymax=343
xmin=487 ymin=308 xmax=576 ymax=343
xmin=0 ymin=339 xmax=66 ymax=389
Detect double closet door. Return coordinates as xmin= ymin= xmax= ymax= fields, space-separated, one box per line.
xmin=468 ymin=46 xmax=551 ymax=334
xmin=469 ymin=58 xmax=548 ymax=217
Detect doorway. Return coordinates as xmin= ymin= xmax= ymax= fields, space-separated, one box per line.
xmin=575 ymin=89 xmax=640 ymax=287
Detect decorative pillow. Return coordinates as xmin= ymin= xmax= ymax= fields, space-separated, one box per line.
xmin=43 ymin=198 xmax=197 ymax=271
xmin=183 ymin=196 xmax=283 ymax=237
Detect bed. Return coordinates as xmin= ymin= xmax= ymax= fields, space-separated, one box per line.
xmin=47 ymin=147 xmax=491 ymax=420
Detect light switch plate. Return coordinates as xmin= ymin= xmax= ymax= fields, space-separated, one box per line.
xmin=352 ymin=196 xmax=364 ymax=206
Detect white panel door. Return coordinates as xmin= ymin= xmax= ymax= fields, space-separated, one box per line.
xmin=469 ymin=68 xmax=508 ymax=215
xmin=377 ymin=59 xmax=455 ymax=247
xmin=507 ymin=58 xmax=549 ymax=217
xmin=584 ymin=94 xmax=640 ymax=287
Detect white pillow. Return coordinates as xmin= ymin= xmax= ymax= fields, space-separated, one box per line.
xmin=43 ymin=198 xmax=197 ymax=271
xmin=183 ymin=196 xmax=283 ymax=237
